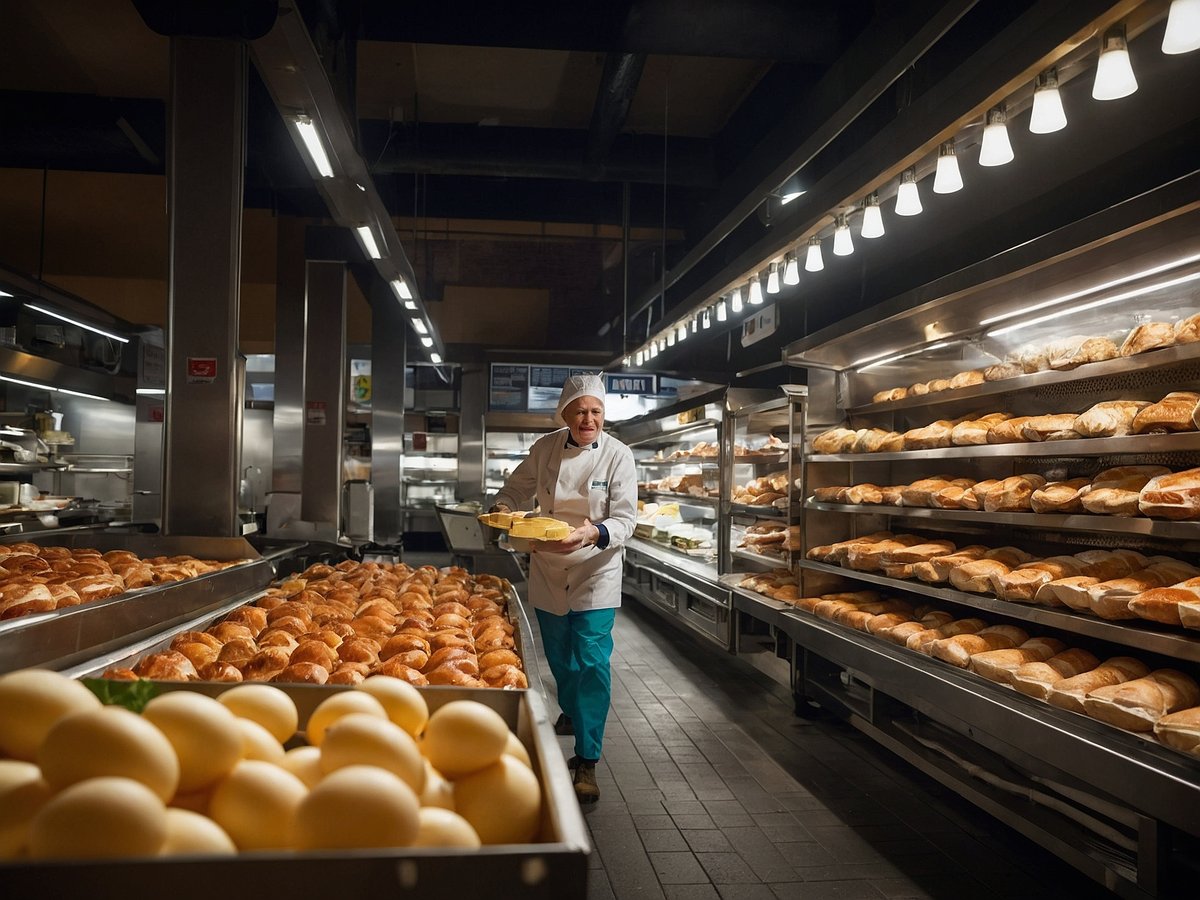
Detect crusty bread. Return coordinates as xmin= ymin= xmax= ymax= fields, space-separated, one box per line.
xmin=950 ymin=420 xmax=994 ymax=446
xmin=949 ymin=369 xmax=985 ymax=389
xmin=982 ymin=475 xmax=1047 ymax=513
xmin=1035 ymin=575 xmax=1098 ymax=610
xmin=983 ymin=362 xmax=1023 ymax=382
xmin=1138 ymin=467 xmax=1200 ymax=520
xmin=1131 ymin=392 xmax=1200 ymax=435
xmin=928 ymin=484 xmax=975 ymax=509
xmin=812 ymin=427 xmax=859 ymax=454
xmin=865 ymin=611 xmax=914 ymax=635
xmin=1174 ymin=312 xmax=1200 ymax=345
xmin=1043 ymin=656 xmax=1146 ymax=711
xmin=949 ymin=559 xmax=1013 ymax=593
xmin=1085 ymin=466 xmax=1171 ymax=516
xmin=1049 ymin=336 xmax=1119 ymax=370
xmin=1020 ymin=414 xmax=1081 ymax=442
xmin=908 ymin=381 xmax=930 ymax=396
xmin=929 ymin=625 xmax=1029 ymax=667
xmin=928 ymin=378 xmax=952 ymax=393
xmin=912 ymin=546 xmax=990 ymax=583
xmin=1083 ymin=669 xmax=1200 ymax=732
xmin=1087 ymin=569 xmax=1178 ymax=620
xmin=1128 ymin=577 xmax=1200 ymax=626
xmin=968 ymin=638 xmax=1067 ymax=684
xmin=880 ymin=540 xmax=958 ymax=566
xmin=1080 ymin=487 xmax=1143 ymax=517
xmin=902 ymin=421 xmax=957 ymax=451
xmin=844 ymin=535 xmax=925 ymax=571
xmin=843 ymin=483 xmax=884 ymax=505
xmin=991 ymin=557 xmax=1087 ymax=603
xmin=1030 ymin=478 xmax=1091 ymax=514
xmin=853 ymin=428 xmax=894 ymax=454
xmin=901 ymin=476 xmax=972 ymax=508
xmin=813 ymin=485 xmax=850 ymax=503
xmin=1120 ymin=321 xmax=1176 ymax=357
xmin=1153 ymin=706 xmax=1200 ymax=753
xmin=1073 ymin=400 xmax=1151 ymax=438
xmin=986 ymin=416 xmax=1034 ymax=444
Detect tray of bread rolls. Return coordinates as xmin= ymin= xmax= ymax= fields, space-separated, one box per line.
xmin=0 ymin=671 xmax=588 ymax=898
xmin=0 ymin=535 xmax=269 ymax=675
xmin=68 ymin=560 xmax=531 ymax=694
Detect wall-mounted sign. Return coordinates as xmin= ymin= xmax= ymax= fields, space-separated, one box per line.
xmin=488 ymin=364 xmax=529 ymax=411
xmin=142 ymin=344 xmax=166 ymax=388
xmin=186 ymin=357 xmax=217 ymax=383
xmin=350 ymin=359 xmax=372 ymax=405
xmin=305 ymin=400 xmax=327 ymax=426
xmin=741 ymin=303 xmax=777 ymax=347
xmin=605 ymin=373 xmax=656 ymax=395
xmin=148 ymin=404 xmax=164 ymax=423
xmin=528 ymin=365 xmax=571 ymax=411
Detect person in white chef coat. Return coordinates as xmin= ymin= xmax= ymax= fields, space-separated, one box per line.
xmin=490 ymin=373 xmax=637 ymax=802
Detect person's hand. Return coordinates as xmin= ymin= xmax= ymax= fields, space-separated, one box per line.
xmin=489 ymin=503 xmax=512 ymax=514
xmin=533 ymin=518 xmax=599 ymax=554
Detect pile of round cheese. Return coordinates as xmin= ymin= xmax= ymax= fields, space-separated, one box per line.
xmin=0 ymin=669 xmax=541 ymax=860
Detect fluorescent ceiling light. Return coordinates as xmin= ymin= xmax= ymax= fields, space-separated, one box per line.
xmin=979 ymin=253 xmax=1200 ymax=326
xmin=420 ymin=336 xmax=434 ymax=347
xmin=1163 ymin=0 xmax=1200 ymax=54
xmin=390 ymin=278 xmax=412 ymax=300
xmin=0 ymin=290 xmax=12 ymax=298
xmin=987 ymin=271 xmax=1200 ymax=337
xmin=356 ymin=225 xmax=382 ymax=260
xmin=411 ymin=318 xmax=428 ymax=334
xmin=0 ymin=374 xmax=53 ymax=391
xmin=292 ymin=115 xmax=334 ymax=178
xmin=136 ymin=388 xmax=166 ymax=395
xmin=854 ymin=341 xmax=952 ymax=372
xmin=58 ymin=388 xmax=109 ymax=401
xmin=24 ymin=303 xmax=130 ymax=343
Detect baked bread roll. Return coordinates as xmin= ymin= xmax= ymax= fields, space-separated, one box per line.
xmin=960 ymin=480 xmax=998 ymax=511
xmin=1174 ymin=312 xmax=1200 ymax=345
xmin=1073 ymin=400 xmax=1151 ymax=438
xmin=1079 ymin=488 xmax=1141 ymax=517
xmin=1153 ymin=707 xmax=1200 ymax=754
xmin=1120 ymin=321 xmax=1176 ymax=357
xmin=1030 ymin=479 xmax=1091 ymax=514
xmin=982 ymin=475 xmax=1047 ymax=512
xmin=902 ymin=421 xmax=957 ymax=451
xmin=880 ymin=540 xmax=957 ymax=565
xmin=812 ymin=427 xmax=859 ymax=454
xmin=1132 ymin=391 xmax=1200 ymax=434
xmin=912 ymin=546 xmax=989 ymax=583
xmin=1083 ymin=669 xmax=1200 ymax=732
xmin=1093 ymin=465 xmax=1171 ymax=490
xmin=1138 ymin=467 xmax=1200 ymax=520
xmin=905 ymin=618 xmax=987 ymax=654
xmin=872 ymin=388 xmax=895 ymax=404
xmin=929 ymin=625 xmax=1029 ymax=667
xmin=1042 ymin=656 xmax=1146 ymax=711
xmin=983 ymin=362 xmax=1022 ymax=382
xmin=967 ymin=638 xmax=1067 ymax=683
xmin=812 ymin=486 xmax=850 ymax=503
xmin=949 ymin=370 xmax=984 ymax=389
xmin=950 ymin=420 xmax=993 ymax=446
xmin=853 ymin=428 xmax=894 ymax=453
xmin=844 ymin=484 xmax=884 ymax=505
xmin=901 ymin=477 xmax=972 ymax=508
xmin=865 ymin=611 xmax=914 ymax=635
xmin=928 ymin=378 xmax=952 ymax=393
xmin=845 ymin=535 xmax=925 ymax=572
xmin=1084 ymin=466 xmax=1172 ymax=517
xmin=1020 ymin=415 xmax=1081 ymax=442
xmin=1049 ymin=336 xmax=1119 ymax=370
xmin=990 ymin=557 xmax=1087 ymax=603
xmin=986 ymin=416 xmax=1034 ymax=444
xmin=928 ymin=484 xmax=976 ymax=509
xmin=1086 ymin=567 xmax=1185 ymax=620
xmin=1128 ymin=577 xmax=1200 ymax=626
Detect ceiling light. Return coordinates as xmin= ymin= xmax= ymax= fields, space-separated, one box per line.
xmin=832 ymin=215 xmax=853 ymax=256
xmin=356 ymin=225 xmax=382 ymax=259
xmin=1163 ymin=0 xmax=1200 ymax=54
xmin=636 ymin=349 xmax=645 ymax=365
xmin=860 ymin=194 xmax=884 ymax=238
xmin=894 ymin=169 xmax=922 ymax=216
xmin=730 ymin=287 xmax=743 ymax=314
xmin=420 ymin=336 xmax=433 ymax=347
xmin=0 ymin=374 xmax=53 ymax=391
xmin=622 ymin=356 xmax=631 ymax=367
xmin=717 ymin=298 xmax=728 ymax=322
xmin=136 ymin=387 xmax=166 ymax=395
xmin=430 ymin=352 xmax=442 ymax=364
xmin=57 ymin=387 xmax=110 ymax=401
xmin=748 ymin=277 xmax=763 ymax=306
xmin=805 ymin=236 xmax=824 ymax=272
xmin=702 ymin=309 xmax=712 ymax=329
xmin=933 ymin=141 xmax=964 ymax=193
xmin=650 ymin=341 xmax=659 ymax=359
xmin=778 ymin=174 xmax=805 ymax=204
xmin=783 ymin=252 xmax=799 ymax=285
xmin=1029 ymin=67 xmax=1067 ymax=133
xmin=24 ymin=303 xmax=130 ymax=343
xmin=691 ymin=317 xmax=698 ymax=333
xmin=677 ymin=323 xmax=688 ymax=342
xmin=855 ymin=341 xmax=953 ymax=372
xmin=291 ymin=115 xmax=334 ymax=178
xmin=667 ymin=330 xmax=676 ymax=347
xmin=979 ymin=105 xmax=1014 ymax=166
xmin=0 ymin=289 xmax=12 ymax=297
xmin=411 ymin=318 xmax=428 ymax=334
xmin=1093 ymin=23 xmax=1138 ymax=100
xmin=767 ymin=262 xmax=780 ymax=294
xmin=390 ymin=278 xmax=412 ymax=301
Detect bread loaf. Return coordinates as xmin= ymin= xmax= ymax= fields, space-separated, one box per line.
xmin=928 ymin=485 xmax=975 ymax=509
xmin=949 ymin=559 xmax=1013 ymax=593
xmin=1079 ymin=487 xmax=1143 ymax=517
xmin=853 ymin=428 xmax=894 ymax=453
xmin=872 ymin=388 xmax=896 ymax=404
xmin=812 ymin=486 xmax=850 ymax=503
xmin=928 ymin=378 xmax=952 ymax=393
xmin=929 ymin=625 xmax=1029 ymax=667
xmin=1073 ymin=400 xmax=1151 ymax=438
xmin=982 ymin=475 xmax=1047 ymax=513
xmin=865 ymin=611 xmax=914 ymax=635
xmin=1120 ymin=321 xmax=1176 ymax=357
xmin=1012 ymin=649 xmax=1104 ymax=702
xmin=1138 ymin=467 xmax=1200 ymax=520
xmin=983 ymin=362 xmax=1023 ymax=382
xmin=880 ymin=540 xmax=958 ymax=565
xmin=1020 ymin=414 xmax=1081 ymax=442
xmin=878 ymin=433 xmax=906 ymax=453
xmin=959 ymin=480 xmax=998 ymax=511
xmin=1087 ymin=569 xmax=1177 ymax=620
xmin=844 ymin=535 xmax=925 ymax=571
xmin=1043 ymin=656 xmax=1145 ymax=711
xmin=1131 ymin=391 xmax=1200 ymax=434
xmin=1049 ymin=336 xmax=1119 ymax=370
xmin=912 ymin=546 xmax=990 ymax=583
xmin=949 ymin=370 xmax=985 ymax=389
xmin=812 ymin=427 xmax=859 ymax=454
xmin=901 ymin=477 xmax=972 ymax=508
xmin=1153 ymin=706 xmax=1200 ymax=754
xmin=1174 ymin=312 xmax=1200 ymax=345
xmin=1035 ymin=575 xmax=1099 ymax=611
xmin=1128 ymin=577 xmax=1200 ymax=626
xmin=878 ymin=485 xmax=905 ymax=505
xmin=950 ymin=420 xmax=994 ymax=446
xmin=908 ymin=381 xmax=930 ymax=396
xmin=968 ymin=638 xmax=1067 ymax=683
xmin=1083 ymin=669 xmax=1200 ymax=732
xmin=986 ymin=417 xmax=1034 ymax=444
xmin=1030 ymin=478 xmax=1091 ymax=514
xmin=844 ymin=484 xmax=884 ymax=505
xmin=991 ymin=557 xmax=1087 ymax=603
xmin=902 ymin=421 xmax=957 ymax=451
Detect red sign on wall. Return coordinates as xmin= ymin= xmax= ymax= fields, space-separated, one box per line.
xmin=187 ymin=357 xmax=218 ymax=383
xmin=306 ymin=400 xmax=327 ymax=426
xmin=148 ymin=405 xmax=164 ymax=423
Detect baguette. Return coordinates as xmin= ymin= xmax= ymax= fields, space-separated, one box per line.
xmin=1083 ymin=669 xmax=1200 ymax=732
xmin=968 ymin=638 xmax=1067 ymax=684
xmin=1153 ymin=707 xmax=1200 ymax=754
xmin=1044 ymin=656 xmax=1149 ymax=712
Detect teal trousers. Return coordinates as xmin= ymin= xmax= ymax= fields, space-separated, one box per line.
xmin=535 ymin=607 xmax=616 ymax=761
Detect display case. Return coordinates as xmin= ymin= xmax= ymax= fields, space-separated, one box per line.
xmin=778 ymin=188 xmax=1200 ymax=896
xmin=483 ymin=411 xmax=558 ymax=499
xmin=400 ymin=432 xmax=459 ymax=532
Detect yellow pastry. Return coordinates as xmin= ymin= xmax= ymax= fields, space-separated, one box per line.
xmin=509 ymin=517 xmax=572 ymax=540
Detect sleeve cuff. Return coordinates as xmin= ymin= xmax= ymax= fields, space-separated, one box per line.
xmin=594 ymin=522 xmax=610 ymax=550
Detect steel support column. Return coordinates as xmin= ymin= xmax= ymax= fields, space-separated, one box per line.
xmin=370 ymin=279 xmax=406 ymax=543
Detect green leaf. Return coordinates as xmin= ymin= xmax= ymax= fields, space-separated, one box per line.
xmin=81 ymin=677 xmax=160 ymax=713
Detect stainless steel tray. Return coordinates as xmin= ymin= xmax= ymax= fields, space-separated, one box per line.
xmin=0 ymin=683 xmax=589 ymax=899
xmin=0 ymin=535 xmax=272 ymax=674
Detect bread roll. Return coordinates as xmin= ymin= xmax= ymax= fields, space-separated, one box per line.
xmin=960 ymin=480 xmax=998 ymax=511
xmin=1049 ymin=336 xmax=1119 ymax=370
xmin=949 ymin=559 xmax=1012 ymax=593
xmin=912 ymin=546 xmax=989 ymax=583
xmin=990 ymin=557 xmax=1087 ymax=603
xmin=878 ymin=485 xmax=905 ymax=504
xmin=878 ymin=433 xmax=906 ymax=453
xmin=928 ymin=378 xmax=952 ymax=393
xmin=853 ymin=428 xmax=894 ymax=453
xmin=1138 ymin=467 xmax=1200 ymax=520
xmin=1087 ymin=569 xmax=1177 ymax=620
xmin=1079 ymin=487 xmax=1142 ymax=517
xmin=986 ymin=417 xmax=1034 ymax=444
xmin=1083 ymin=669 xmax=1200 ymax=732
xmin=1120 ymin=321 xmax=1176 ymax=357
xmin=1030 ymin=479 xmax=1091 ymax=514
xmin=1014 ymin=649 xmax=1108 ymax=702
xmin=950 ymin=420 xmax=996 ymax=446
xmin=844 ymin=535 xmax=925 ymax=571
xmin=901 ymin=477 xmax=972 ymax=508
xmin=983 ymin=362 xmax=1022 ymax=382
xmin=928 ymin=485 xmax=975 ymax=509
xmin=949 ymin=370 xmax=985 ymax=389
xmin=902 ymin=422 xmax=957 ymax=451
xmin=1127 ymin=577 xmax=1200 ymax=626
xmin=812 ymin=486 xmax=850 ymax=503
xmin=968 ymin=638 xmax=1067 ymax=684
xmin=929 ymin=625 xmax=1029 ymax=667
xmin=1020 ymin=415 xmax=1081 ymax=442
xmin=1131 ymin=391 xmax=1200 ymax=434
xmin=1043 ymin=656 xmax=1148 ymax=711
xmin=1073 ymin=400 xmax=1151 ymax=438
xmin=865 ymin=612 xmax=914 ymax=635
xmin=1174 ymin=312 xmax=1200 ymax=344
xmin=982 ymin=475 xmax=1047 ymax=513
xmin=1153 ymin=706 xmax=1200 ymax=754
xmin=908 ymin=381 xmax=930 ymax=396
xmin=872 ymin=388 xmax=896 ymax=404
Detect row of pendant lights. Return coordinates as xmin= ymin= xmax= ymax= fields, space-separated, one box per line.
xmin=624 ymin=1 xmax=1200 ymax=370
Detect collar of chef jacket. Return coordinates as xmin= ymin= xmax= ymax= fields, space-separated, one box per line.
xmin=564 ymin=434 xmax=600 ymax=450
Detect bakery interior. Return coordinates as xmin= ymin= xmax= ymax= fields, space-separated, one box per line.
xmin=1 ymin=0 xmax=1200 ymax=897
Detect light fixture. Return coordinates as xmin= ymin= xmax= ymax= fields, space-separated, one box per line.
xmin=24 ymin=303 xmax=130 ymax=343
xmin=933 ymin=141 xmax=964 ymax=194
xmin=650 ymin=341 xmax=659 ymax=359
xmin=291 ymin=115 xmax=334 ymax=178
xmin=1163 ymin=0 xmax=1200 ymax=54
xmin=805 ymin=236 xmax=824 ymax=272
xmin=136 ymin=387 xmax=166 ymax=395
xmin=356 ymin=225 xmax=382 ymax=260
xmin=894 ymin=169 xmax=923 ymax=215
xmin=430 ymin=352 xmax=443 ymax=364
xmin=701 ymin=309 xmax=712 ymax=329
xmin=410 ymin=318 xmax=428 ymax=334
xmin=636 ymin=349 xmax=645 ymax=365
xmin=390 ymin=278 xmax=412 ymax=301
xmin=783 ymin=252 xmax=799 ymax=285
xmin=1093 ymin=23 xmax=1138 ymax=100
xmin=855 ymin=341 xmax=953 ymax=372
xmin=0 ymin=373 xmax=109 ymax=402
xmin=777 ymin=174 xmax=805 ymax=204
xmin=748 ymin=277 xmax=764 ymax=306
xmin=979 ymin=105 xmax=1014 ymax=166
xmin=729 ymin=287 xmax=742 ymax=314
xmin=860 ymin=194 xmax=884 ymax=238
xmin=667 ymin=330 xmax=676 ymax=347
xmin=420 ymin=336 xmax=433 ymax=348
xmin=832 ymin=215 xmax=853 ymax=256
xmin=0 ymin=289 xmax=12 ymax=297
xmin=690 ymin=317 xmax=698 ymax=333
xmin=766 ymin=262 xmax=781 ymax=294
xmin=622 ymin=356 xmax=631 ymax=367
xmin=1029 ymin=67 xmax=1067 ymax=133
xmin=677 ymin=323 xmax=688 ymax=342
xmin=57 ymin=388 xmax=110 ymax=402
xmin=717 ymin=297 xmax=728 ymax=322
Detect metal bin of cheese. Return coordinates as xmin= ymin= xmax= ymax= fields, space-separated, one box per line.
xmin=0 ymin=670 xmax=588 ymax=898
xmin=101 ymin=560 xmax=528 ymax=690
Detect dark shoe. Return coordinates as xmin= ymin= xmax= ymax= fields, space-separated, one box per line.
xmin=573 ymin=760 xmax=599 ymax=803
xmin=566 ymin=755 xmax=582 ymax=770
xmin=553 ymin=713 xmax=574 ymax=736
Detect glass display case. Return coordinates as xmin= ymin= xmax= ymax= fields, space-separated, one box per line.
xmin=483 ymin=411 xmax=558 ymax=501
xmin=400 ymin=432 xmax=459 ymax=533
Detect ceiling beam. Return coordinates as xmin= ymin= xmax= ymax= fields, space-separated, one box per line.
xmin=586 ymin=52 xmax=647 ymax=169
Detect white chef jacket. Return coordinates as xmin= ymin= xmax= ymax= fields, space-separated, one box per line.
xmin=493 ymin=428 xmax=638 ymax=616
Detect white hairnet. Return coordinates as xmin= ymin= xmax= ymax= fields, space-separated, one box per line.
xmin=556 ymin=373 xmax=606 ymax=425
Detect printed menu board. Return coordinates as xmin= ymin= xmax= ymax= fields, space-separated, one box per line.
xmin=528 ymin=365 xmax=572 ymax=411
xmin=488 ymin=364 xmax=529 ymax=411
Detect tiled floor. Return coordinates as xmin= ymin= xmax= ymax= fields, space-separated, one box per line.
xmin=526 ymin=599 xmax=1122 ymax=900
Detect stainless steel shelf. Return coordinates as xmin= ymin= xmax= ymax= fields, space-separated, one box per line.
xmin=639 ymin=491 xmax=719 ymax=508
xmin=731 ymin=452 xmax=788 ymax=466
xmin=635 ymin=459 xmax=720 ymax=467
xmin=805 ymin=501 xmax=1200 ymax=541
xmin=848 ymin=342 xmax=1200 ymax=416
xmin=627 ymin=536 xmax=719 ymax=581
xmin=622 ymin=419 xmax=720 ymax=448
xmin=728 ymin=502 xmax=790 ymax=518
xmin=732 ymin=547 xmax=791 ymax=568
xmin=808 ymin=431 xmax=1200 ymax=462
xmin=798 ymin=559 xmax=1200 ymax=664
xmin=720 ymin=575 xmax=796 ymax=629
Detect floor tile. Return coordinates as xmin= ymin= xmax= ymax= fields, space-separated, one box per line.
xmin=696 ymin=851 xmax=761 ymax=884
xmin=650 ymin=851 xmax=710 ymax=884
xmin=641 ymin=828 xmax=691 ymax=853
